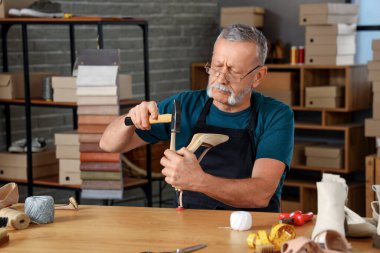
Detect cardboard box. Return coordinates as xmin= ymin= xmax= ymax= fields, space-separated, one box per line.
xmin=306 ymin=86 xmax=344 ymax=97
xmin=365 ymin=119 xmax=380 ymax=137
xmin=56 ymin=145 xmax=80 ymax=159
xmin=369 ymin=70 xmax=380 ymax=82
xmin=305 ymin=55 xmax=354 ymax=65
xmin=51 ymin=76 xmax=76 ymax=89
xmin=306 ymin=43 xmax=355 ymax=55
xmin=374 ymin=51 xmax=380 ymax=61
xmin=365 ymin=155 xmax=380 ymax=217
xmin=305 ymin=145 xmax=344 ymax=169
xmin=374 ymin=101 xmax=380 ymax=119
xmin=52 ymin=74 xmax=132 ymax=102
xmin=300 ymin=3 xmax=359 ymax=15
xmin=220 ymin=6 xmax=265 ymax=28
xmin=306 ymin=97 xmax=343 ymax=108
xmin=378 ymin=148 xmax=380 ymax=157
xmin=259 ymin=72 xmax=296 ymax=90
xmin=299 ymin=14 xmax=358 ymax=26
xmin=292 ymin=141 xmax=316 ymax=165
xmin=0 ymin=149 xmax=57 ymax=167
xmin=53 ymin=88 xmax=76 ymax=102
xmin=0 ymin=0 xmax=35 ymax=18
xmin=306 ymin=34 xmax=355 ymax=46
xmin=0 ymin=163 xmax=58 ymax=180
xmin=373 ymin=40 xmax=380 ymax=51
xmin=305 ymin=24 xmax=356 ymax=36
xmin=59 ymin=159 xmax=80 ymax=173
xmin=59 ymin=160 xmax=81 ymax=185
xmin=55 ymin=131 xmax=79 ymax=146
xmin=258 ymin=89 xmax=295 ymax=106
xmin=0 ymin=72 xmax=54 ymax=99
xmin=368 ymin=61 xmax=380 ymax=70
xmin=373 ymin=83 xmax=380 ymax=93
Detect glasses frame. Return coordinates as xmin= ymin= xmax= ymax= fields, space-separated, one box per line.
xmin=204 ymin=62 xmax=262 ymax=83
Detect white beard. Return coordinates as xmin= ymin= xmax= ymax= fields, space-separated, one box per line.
xmin=207 ymin=83 xmax=252 ymax=106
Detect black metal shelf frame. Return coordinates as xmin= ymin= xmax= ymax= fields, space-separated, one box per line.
xmin=0 ymin=18 xmax=152 ymax=206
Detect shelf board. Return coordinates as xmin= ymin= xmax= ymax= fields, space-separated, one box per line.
xmin=0 ymin=17 xmax=147 ymax=24
xmin=0 ymin=98 xmax=142 ymax=107
xmin=290 ymin=163 xmax=348 ymax=173
xmin=295 ymin=122 xmax=363 ymax=131
xmin=285 ymin=177 xmax=363 ymax=189
xmin=291 ymin=106 xmax=350 ymax=112
xmin=0 ymin=176 xmax=148 ymax=189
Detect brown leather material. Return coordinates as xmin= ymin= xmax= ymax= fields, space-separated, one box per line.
xmin=0 ymin=183 xmax=19 ymax=209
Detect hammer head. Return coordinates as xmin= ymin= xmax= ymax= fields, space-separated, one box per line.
xmin=171 ymin=99 xmax=181 ymax=133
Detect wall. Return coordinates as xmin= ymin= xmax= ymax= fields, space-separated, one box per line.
xmin=0 ymin=0 xmax=219 ymax=149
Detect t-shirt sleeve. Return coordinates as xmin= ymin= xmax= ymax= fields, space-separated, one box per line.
xmin=134 ymin=95 xmax=177 ymax=144
xmin=255 ymin=105 xmax=294 ymax=171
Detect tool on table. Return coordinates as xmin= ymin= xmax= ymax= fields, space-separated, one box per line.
xmin=124 ymin=114 xmax=172 ymax=126
xmin=168 ymin=100 xmax=183 ymax=210
xmin=279 ymin=210 xmax=314 ymax=226
xmin=141 ymin=243 xmax=207 ymax=253
xmin=247 ymin=223 xmax=296 ymax=252
xmin=54 ymin=196 xmax=79 ymax=210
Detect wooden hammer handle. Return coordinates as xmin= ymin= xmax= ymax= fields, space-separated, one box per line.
xmin=124 ymin=114 xmax=171 ymax=126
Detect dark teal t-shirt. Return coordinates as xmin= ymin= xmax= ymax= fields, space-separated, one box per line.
xmin=136 ymin=90 xmax=294 ymax=200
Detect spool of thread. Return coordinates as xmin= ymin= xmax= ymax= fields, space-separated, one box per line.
xmin=24 ymin=196 xmax=55 ymax=224
xmin=298 ymin=46 xmax=305 ymax=64
xmin=230 ymin=211 xmax=252 ymax=231
xmin=290 ymin=46 xmax=298 ymax=65
xmin=0 ymin=207 xmax=30 ymax=230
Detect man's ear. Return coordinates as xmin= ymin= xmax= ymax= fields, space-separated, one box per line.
xmin=252 ymin=66 xmax=268 ymax=89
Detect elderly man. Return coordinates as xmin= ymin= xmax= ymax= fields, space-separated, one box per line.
xmin=100 ymin=24 xmax=294 ymax=212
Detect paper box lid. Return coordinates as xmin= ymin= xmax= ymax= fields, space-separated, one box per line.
xmin=221 ymin=6 xmax=265 ymax=14
xmin=0 ymin=149 xmax=57 ymax=167
xmin=52 ymin=76 xmax=76 ymax=89
xmin=55 ymin=131 xmax=79 ymax=146
xmin=305 ymin=145 xmax=343 ymax=158
xmin=300 ymin=3 xmax=358 ymax=15
xmin=306 ymin=86 xmax=344 ymax=97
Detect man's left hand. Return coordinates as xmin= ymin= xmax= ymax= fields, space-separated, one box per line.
xmin=160 ymin=147 xmax=204 ymax=191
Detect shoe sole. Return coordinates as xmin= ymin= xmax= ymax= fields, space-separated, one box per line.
xmin=8 ymin=9 xmax=22 ymax=16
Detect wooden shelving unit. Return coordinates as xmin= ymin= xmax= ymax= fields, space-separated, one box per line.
xmin=0 ymin=17 xmax=153 ymax=205
xmin=191 ymin=63 xmax=372 ymax=215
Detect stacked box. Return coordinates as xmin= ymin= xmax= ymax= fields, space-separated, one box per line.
xmin=76 ymin=50 xmax=129 ymax=200
xmin=52 ymin=75 xmax=132 ymax=103
xmin=255 ymin=72 xmax=296 ymax=106
xmin=305 ymin=145 xmax=344 ymax=169
xmin=0 ymin=149 xmax=58 ymax=180
xmin=365 ymin=40 xmax=380 ymax=157
xmin=55 ymin=131 xmax=81 ymax=185
xmin=305 ymin=86 xmax=344 ymax=108
xmin=220 ymin=6 xmax=265 ymax=28
xmin=299 ymin=3 xmax=358 ymax=65
xmin=0 ymin=72 xmax=55 ymax=99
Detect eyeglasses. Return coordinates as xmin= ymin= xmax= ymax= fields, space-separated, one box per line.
xmin=204 ymin=62 xmax=262 ymax=83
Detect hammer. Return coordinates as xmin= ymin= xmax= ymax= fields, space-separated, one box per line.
xmin=124 ymin=114 xmax=171 ymax=126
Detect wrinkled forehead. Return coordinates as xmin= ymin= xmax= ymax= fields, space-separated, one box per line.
xmin=211 ymin=38 xmax=258 ymax=69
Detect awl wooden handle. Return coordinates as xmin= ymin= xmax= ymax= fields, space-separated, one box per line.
xmin=124 ymin=114 xmax=171 ymax=126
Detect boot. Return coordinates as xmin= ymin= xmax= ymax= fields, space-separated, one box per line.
xmin=312 ymin=173 xmax=348 ymax=240
xmin=372 ymin=185 xmax=380 ymax=248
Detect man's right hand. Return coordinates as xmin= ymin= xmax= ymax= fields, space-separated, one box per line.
xmin=127 ymin=101 xmax=159 ymax=130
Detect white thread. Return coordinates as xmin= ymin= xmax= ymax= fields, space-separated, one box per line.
xmin=24 ymin=196 xmax=55 ymax=224
xmin=230 ymin=211 xmax=252 ymax=231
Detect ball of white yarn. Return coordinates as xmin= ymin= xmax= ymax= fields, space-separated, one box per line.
xmin=24 ymin=196 xmax=55 ymax=224
xmin=230 ymin=211 xmax=252 ymax=231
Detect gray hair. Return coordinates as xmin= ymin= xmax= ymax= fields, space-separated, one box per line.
xmin=218 ymin=24 xmax=268 ymax=65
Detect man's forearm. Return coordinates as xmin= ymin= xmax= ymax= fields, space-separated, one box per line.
xmin=99 ymin=115 xmax=136 ymax=153
xmin=196 ymin=174 xmax=276 ymax=208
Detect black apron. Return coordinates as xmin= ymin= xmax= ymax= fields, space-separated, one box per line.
xmin=177 ymin=96 xmax=280 ymax=212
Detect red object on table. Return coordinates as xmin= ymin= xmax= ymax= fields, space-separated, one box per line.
xmin=279 ymin=210 xmax=314 ymax=226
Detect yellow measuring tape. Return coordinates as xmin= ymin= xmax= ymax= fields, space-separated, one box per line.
xmin=247 ymin=223 xmax=296 ymax=252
